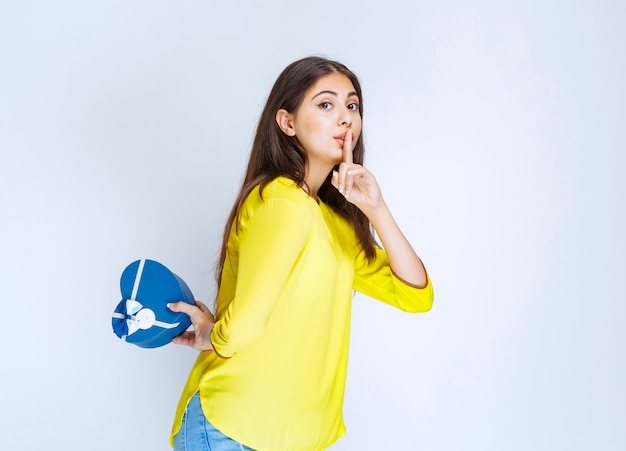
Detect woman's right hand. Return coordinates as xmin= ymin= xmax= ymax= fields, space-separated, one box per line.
xmin=168 ymin=300 xmax=216 ymax=351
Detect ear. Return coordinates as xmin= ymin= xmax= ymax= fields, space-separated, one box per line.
xmin=275 ymin=109 xmax=296 ymax=136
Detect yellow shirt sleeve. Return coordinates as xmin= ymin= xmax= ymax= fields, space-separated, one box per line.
xmin=352 ymin=245 xmax=434 ymax=313
xmin=210 ymin=197 xmax=312 ymax=358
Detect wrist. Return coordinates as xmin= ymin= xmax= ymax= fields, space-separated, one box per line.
xmin=364 ymin=200 xmax=390 ymax=225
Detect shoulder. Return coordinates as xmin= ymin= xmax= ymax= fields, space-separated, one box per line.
xmin=262 ymin=176 xmax=309 ymax=203
xmin=240 ymin=177 xmax=315 ymax=226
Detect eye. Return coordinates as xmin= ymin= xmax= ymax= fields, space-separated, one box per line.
xmin=318 ymin=101 xmax=332 ymax=110
xmin=347 ymin=102 xmax=360 ymax=111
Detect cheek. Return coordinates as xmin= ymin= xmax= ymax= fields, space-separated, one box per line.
xmin=300 ymin=117 xmax=325 ymax=135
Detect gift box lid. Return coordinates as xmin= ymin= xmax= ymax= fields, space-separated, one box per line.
xmin=112 ymin=259 xmax=196 ymax=348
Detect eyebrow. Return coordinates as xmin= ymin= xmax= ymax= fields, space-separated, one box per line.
xmin=311 ymin=90 xmax=359 ymax=100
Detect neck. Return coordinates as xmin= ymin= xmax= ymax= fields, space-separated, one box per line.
xmin=303 ymin=161 xmax=334 ymax=200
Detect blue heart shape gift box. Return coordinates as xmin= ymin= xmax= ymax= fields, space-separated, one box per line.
xmin=112 ymin=259 xmax=196 ymax=348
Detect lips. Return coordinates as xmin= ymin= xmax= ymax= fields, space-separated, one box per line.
xmin=334 ymin=132 xmax=348 ymax=147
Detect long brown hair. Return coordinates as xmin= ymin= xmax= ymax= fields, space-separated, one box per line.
xmin=216 ymin=56 xmax=376 ymax=288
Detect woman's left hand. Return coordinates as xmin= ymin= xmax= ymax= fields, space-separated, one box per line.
xmin=331 ymin=129 xmax=384 ymax=215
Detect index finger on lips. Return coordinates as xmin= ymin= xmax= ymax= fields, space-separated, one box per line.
xmin=343 ymin=129 xmax=354 ymax=164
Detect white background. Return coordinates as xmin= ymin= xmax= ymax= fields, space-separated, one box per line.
xmin=1 ymin=1 xmax=624 ymax=449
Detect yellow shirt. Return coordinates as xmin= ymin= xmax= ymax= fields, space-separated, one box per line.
xmin=170 ymin=177 xmax=433 ymax=451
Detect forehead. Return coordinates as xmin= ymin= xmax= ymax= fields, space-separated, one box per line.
xmin=305 ymin=72 xmax=357 ymax=99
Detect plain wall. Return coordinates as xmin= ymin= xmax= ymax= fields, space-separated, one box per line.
xmin=1 ymin=0 xmax=624 ymax=449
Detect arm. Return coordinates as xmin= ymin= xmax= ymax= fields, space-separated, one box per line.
xmin=171 ymin=195 xmax=311 ymax=356
xmin=352 ymin=244 xmax=433 ymax=312
xmin=363 ymin=201 xmax=427 ymax=288
xmin=332 ymin=130 xmax=428 ymax=288
xmin=210 ymin=198 xmax=311 ymax=357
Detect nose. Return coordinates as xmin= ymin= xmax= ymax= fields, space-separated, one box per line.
xmin=339 ymin=113 xmax=352 ymax=128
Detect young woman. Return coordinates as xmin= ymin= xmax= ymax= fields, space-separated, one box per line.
xmin=168 ymin=56 xmax=434 ymax=451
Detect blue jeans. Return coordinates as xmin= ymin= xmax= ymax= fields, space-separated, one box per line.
xmin=174 ymin=392 xmax=255 ymax=451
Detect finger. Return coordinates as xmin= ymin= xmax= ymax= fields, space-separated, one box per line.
xmin=337 ymin=162 xmax=349 ymax=195
xmin=195 ymin=300 xmax=211 ymax=314
xmin=172 ymin=331 xmax=196 ymax=347
xmin=345 ymin=165 xmax=370 ymax=199
xmin=168 ymin=301 xmax=203 ymax=322
xmin=331 ymin=169 xmax=339 ymax=191
xmin=342 ymin=129 xmax=354 ymax=164
xmin=196 ymin=300 xmax=215 ymax=322
xmin=339 ymin=129 xmax=355 ymax=196
xmin=344 ymin=167 xmax=355 ymax=198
